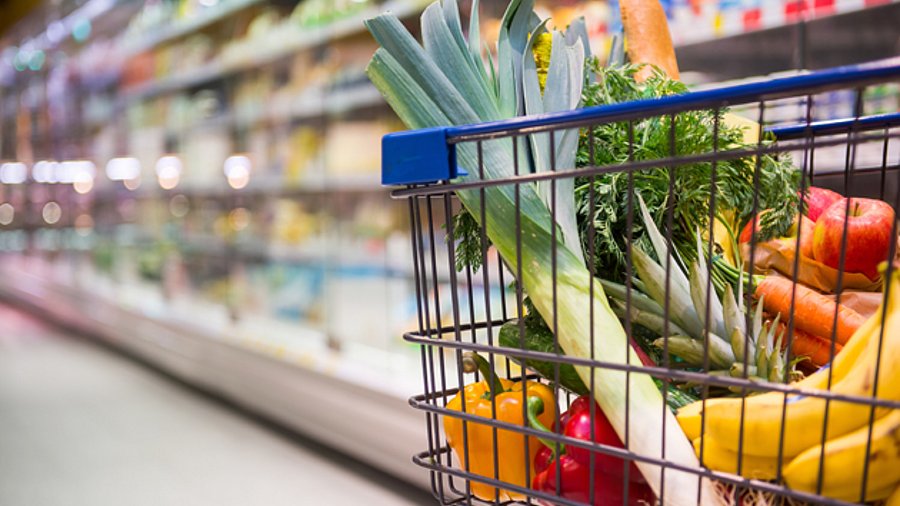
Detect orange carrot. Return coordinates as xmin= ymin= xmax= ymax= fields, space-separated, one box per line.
xmin=776 ymin=322 xmax=843 ymax=367
xmin=792 ymin=330 xmax=843 ymax=367
xmin=619 ymin=0 xmax=680 ymax=82
xmin=755 ymin=276 xmax=865 ymax=346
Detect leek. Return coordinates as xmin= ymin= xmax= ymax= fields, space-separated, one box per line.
xmin=366 ymin=1 xmax=719 ymax=503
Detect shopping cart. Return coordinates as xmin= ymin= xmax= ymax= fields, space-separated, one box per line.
xmin=382 ymin=58 xmax=900 ymax=506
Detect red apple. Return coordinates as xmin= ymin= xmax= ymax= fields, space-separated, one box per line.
xmin=803 ymin=186 xmax=842 ymax=222
xmin=812 ymin=198 xmax=896 ymax=280
xmin=741 ymin=212 xmax=814 ymax=259
xmin=798 ymin=215 xmax=815 ymax=259
xmin=739 ymin=210 xmax=768 ymax=244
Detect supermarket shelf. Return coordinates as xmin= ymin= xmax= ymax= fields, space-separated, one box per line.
xmin=120 ymin=0 xmax=428 ymax=104
xmin=122 ymin=63 xmax=225 ymax=102
xmin=0 ymin=260 xmax=428 ymax=488
xmin=228 ymin=173 xmax=386 ymax=195
xmin=291 ymin=82 xmax=387 ymax=119
xmin=250 ymin=175 xmax=383 ymax=194
xmin=89 ymin=173 xmax=386 ymax=201
xmin=171 ymin=82 xmax=386 ymax=134
xmin=51 ymin=80 xmax=385 ymax=135
xmin=676 ymin=2 xmax=900 ymax=80
xmin=118 ymin=0 xmax=265 ymax=59
xmin=176 ymin=233 xmax=420 ymax=279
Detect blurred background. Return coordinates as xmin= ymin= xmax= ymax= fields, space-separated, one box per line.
xmin=0 ymin=0 xmax=896 ymax=504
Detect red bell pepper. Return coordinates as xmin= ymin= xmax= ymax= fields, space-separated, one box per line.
xmin=528 ymin=395 xmax=656 ymax=506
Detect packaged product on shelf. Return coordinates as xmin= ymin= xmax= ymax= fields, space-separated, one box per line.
xmin=284 ymin=126 xmax=323 ymax=184
xmin=323 ymin=120 xmax=392 ymax=175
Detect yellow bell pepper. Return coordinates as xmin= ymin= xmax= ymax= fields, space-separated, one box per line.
xmin=443 ymin=352 xmax=556 ymax=501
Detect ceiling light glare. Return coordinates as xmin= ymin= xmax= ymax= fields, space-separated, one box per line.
xmin=58 ymin=160 xmax=96 ymax=184
xmin=123 ymin=177 xmax=141 ymax=191
xmin=33 ymin=160 xmax=59 ymax=183
xmin=105 ymin=157 xmax=141 ymax=181
xmin=0 ymin=203 xmax=14 ymax=225
xmin=0 ymin=162 xmax=27 ymax=184
xmin=169 ymin=194 xmax=189 ymax=217
xmin=47 ymin=21 xmax=67 ymax=44
xmin=155 ymin=155 xmax=182 ymax=190
xmin=42 ymin=201 xmax=62 ymax=224
xmin=73 ymin=178 xmax=94 ymax=194
xmin=224 ymin=155 xmax=251 ymax=190
xmin=155 ymin=155 xmax=183 ymax=179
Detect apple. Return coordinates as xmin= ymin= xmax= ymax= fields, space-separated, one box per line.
xmin=739 ymin=210 xmax=768 ymax=244
xmin=812 ymin=198 xmax=896 ymax=280
xmin=803 ymin=186 xmax=842 ymax=222
xmin=798 ymin=215 xmax=816 ymax=259
xmin=740 ymin=212 xmax=814 ymax=258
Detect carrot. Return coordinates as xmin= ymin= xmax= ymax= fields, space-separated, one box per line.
xmin=792 ymin=330 xmax=843 ymax=367
xmin=755 ymin=275 xmax=865 ymax=346
xmin=619 ymin=0 xmax=680 ymax=82
xmin=776 ymin=322 xmax=843 ymax=367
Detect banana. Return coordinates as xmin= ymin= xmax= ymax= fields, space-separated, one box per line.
xmin=677 ymin=398 xmax=730 ymax=440
xmin=886 ymin=483 xmax=900 ymax=506
xmin=783 ymin=409 xmax=900 ymax=502
xmin=702 ymin=272 xmax=900 ymax=458
xmin=693 ymin=436 xmax=784 ymax=480
xmin=677 ymin=311 xmax=876 ymax=443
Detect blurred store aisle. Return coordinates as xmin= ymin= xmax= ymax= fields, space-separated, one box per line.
xmin=0 ymin=304 xmax=429 ymax=506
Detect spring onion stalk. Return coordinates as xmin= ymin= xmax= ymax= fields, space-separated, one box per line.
xmin=612 ymin=299 xmax=691 ymax=337
xmin=366 ymin=1 xmax=719 ymax=503
xmin=654 ymin=336 xmax=735 ymax=369
xmin=599 ymin=278 xmax=665 ymax=316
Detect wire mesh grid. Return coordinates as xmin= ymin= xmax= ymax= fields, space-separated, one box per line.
xmin=388 ymin=59 xmax=900 ymax=506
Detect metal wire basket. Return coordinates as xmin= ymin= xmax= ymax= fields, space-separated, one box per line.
xmin=382 ymin=58 xmax=900 ymax=506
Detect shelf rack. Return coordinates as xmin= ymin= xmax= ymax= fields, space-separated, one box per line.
xmin=119 ymin=0 xmax=429 ymax=105
xmin=117 ymin=0 xmax=266 ymax=60
xmin=676 ymin=2 xmax=900 ymax=80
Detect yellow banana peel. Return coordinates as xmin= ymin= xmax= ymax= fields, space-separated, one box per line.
xmin=693 ymin=436 xmax=783 ymax=480
xmin=886 ymin=483 xmax=900 ymax=506
xmin=783 ymin=409 xmax=900 ymax=501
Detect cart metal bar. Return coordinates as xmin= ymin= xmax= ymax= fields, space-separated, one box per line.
xmin=770 ymin=112 xmax=900 ymax=140
xmin=442 ymin=58 xmax=900 ymax=143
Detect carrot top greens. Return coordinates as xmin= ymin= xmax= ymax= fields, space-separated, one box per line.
xmin=576 ymin=61 xmax=799 ymax=281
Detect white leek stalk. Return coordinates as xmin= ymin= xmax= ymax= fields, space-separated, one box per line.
xmin=366 ymin=1 xmax=720 ymax=503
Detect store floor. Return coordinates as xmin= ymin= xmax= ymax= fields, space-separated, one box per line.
xmin=0 ymin=303 xmax=431 ymax=506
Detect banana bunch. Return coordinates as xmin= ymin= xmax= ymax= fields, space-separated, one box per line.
xmin=888 ymin=485 xmax=900 ymax=506
xmin=678 ymin=269 xmax=900 ymax=502
xmin=602 ymin=196 xmax=799 ymax=383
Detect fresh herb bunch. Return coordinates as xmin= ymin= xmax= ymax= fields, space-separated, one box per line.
xmin=451 ymin=210 xmax=484 ymax=272
xmin=576 ymin=62 xmax=799 ymax=281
